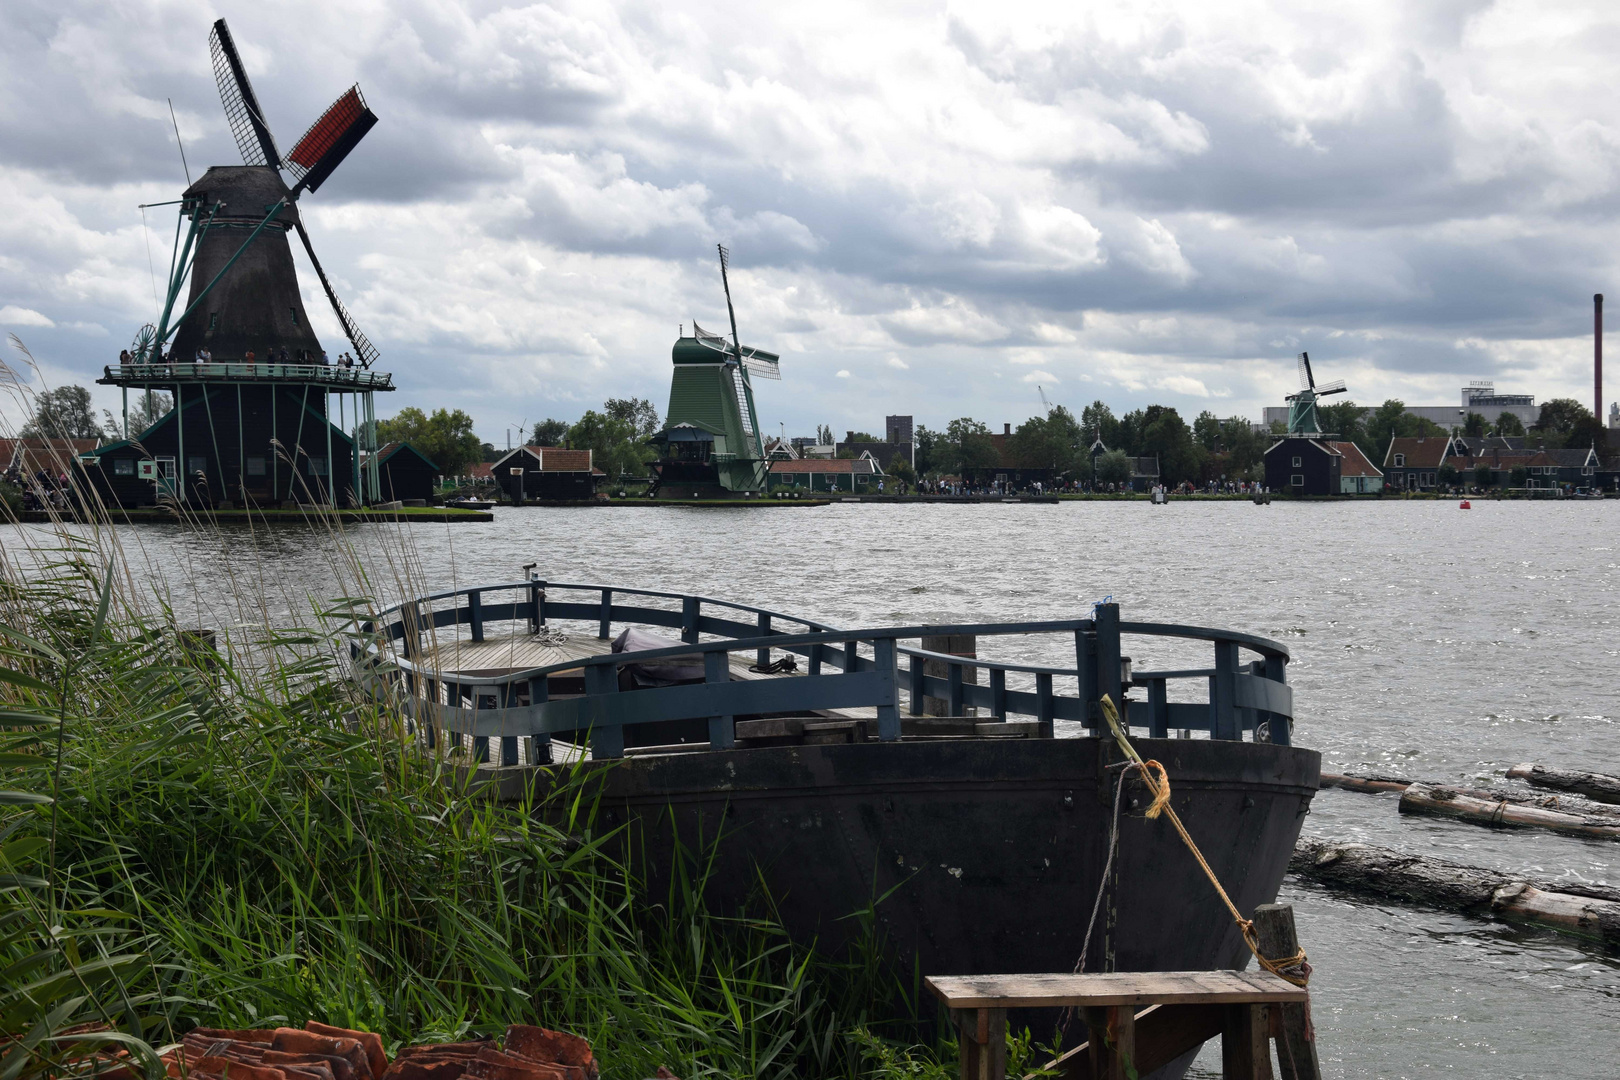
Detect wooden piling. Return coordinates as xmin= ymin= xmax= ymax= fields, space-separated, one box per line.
xmin=1507 ymin=763 xmax=1620 ymax=806
xmin=1251 ymin=905 xmax=1319 ymax=1080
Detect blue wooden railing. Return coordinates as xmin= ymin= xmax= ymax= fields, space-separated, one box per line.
xmin=350 ymin=580 xmax=1293 ymax=763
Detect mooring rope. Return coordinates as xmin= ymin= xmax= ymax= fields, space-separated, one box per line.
xmin=1097 ymin=694 xmax=1314 ymax=1031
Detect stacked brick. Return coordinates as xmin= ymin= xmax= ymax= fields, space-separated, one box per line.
xmin=164 ymin=1023 xmax=598 ymax=1080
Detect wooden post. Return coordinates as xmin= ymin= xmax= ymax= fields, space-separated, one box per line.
xmin=1253 ymin=904 xmax=1319 ymax=1080
xmin=1212 ymin=639 xmax=1240 ymax=741
xmin=1083 ymin=1004 xmax=1137 ymax=1080
xmin=1095 ymin=602 xmax=1122 ymax=726
xmin=1263 ymin=654 xmax=1289 ymax=745
xmin=527 ymin=674 xmax=551 ymax=765
xmin=498 ymin=681 xmax=518 ymax=766
xmin=598 ymin=588 xmax=613 ymax=641
xmin=1035 ymin=672 xmax=1055 ymax=739
xmin=756 ymin=611 xmax=772 ymax=670
xmin=923 ymin=633 xmax=976 ymax=716
xmin=954 ymin=1008 xmax=1006 ymax=1080
xmin=909 ymin=652 xmax=926 ymax=716
xmin=681 ymin=595 xmax=699 ymax=643
xmin=705 ymin=651 xmax=736 ymax=750
xmin=875 ymin=637 xmax=900 ymax=742
xmin=468 ymin=589 xmax=484 ymax=643
xmin=1148 ymin=678 xmax=1169 ymax=738
xmin=1074 ymin=628 xmax=1097 ymax=732
xmin=1220 ymin=1004 xmax=1272 ymax=1079
xmin=989 ymin=667 xmax=1007 ymax=721
xmin=584 ymin=662 xmax=622 ymax=758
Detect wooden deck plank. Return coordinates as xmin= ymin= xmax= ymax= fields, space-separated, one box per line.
xmin=923 ymin=971 xmax=1305 ymax=1010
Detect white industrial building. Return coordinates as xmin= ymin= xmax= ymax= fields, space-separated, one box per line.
xmin=1261 ymin=382 xmax=1541 ymax=432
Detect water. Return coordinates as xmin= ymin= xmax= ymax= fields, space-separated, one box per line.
xmin=8 ymin=499 xmax=1618 ymax=1077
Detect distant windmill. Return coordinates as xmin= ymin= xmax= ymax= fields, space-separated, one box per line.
xmin=647 ymin=245 xmax=783 ymax=497
xmin=1285 ymin=352 xmax=1346 ymax=435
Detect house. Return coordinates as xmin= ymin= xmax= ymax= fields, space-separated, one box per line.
xmin=961 ymin=422 xmax=1061 ymax=489
xmin=1444 ymin=439 xmax=1598 ymax=488
xmin=834 ymin=437 xmax=914 ymax=472
xmin=464 ymin=462 xmax=495 ymax=486
xmin=1264 ymin=437 xmax=1383 ymax=495
xmin=768 ymin=454 xmax=882 ymax=493
xmin=1086 ymin=437 xmax=1160 ymax=491
xmin=1383 ymin=436 xmax=1454 ymax=491
xmin=490 ymin=445 xmax=602 ymax=502
xmin=366 ymin=441 xmax=439 ymax=503
xmin=763 ymin=437 xmax=797 ymax=460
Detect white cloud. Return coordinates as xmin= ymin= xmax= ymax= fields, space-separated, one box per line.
xmin=835 ymin=369 xmax=850 ymax=378
xmin=0 ymin=306 xmax=54 ymax=327
xmin=886 ymin=356 xmax=909 ymax=369
xmin=1021 ymin=369 xmax=1059 ymax=384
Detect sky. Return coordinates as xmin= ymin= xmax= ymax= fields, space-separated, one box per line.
xmin=2 ymin=0 xmax=1618 ymax=443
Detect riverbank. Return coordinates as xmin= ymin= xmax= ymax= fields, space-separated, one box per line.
xmin=15 ymin=505 xmax=494 ymax=524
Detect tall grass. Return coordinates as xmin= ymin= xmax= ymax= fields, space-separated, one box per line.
xmin=0 ymin=342 xmax=1058 ymax=1079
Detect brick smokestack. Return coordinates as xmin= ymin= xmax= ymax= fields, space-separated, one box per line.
xmin=1597 ymin=293 xmax=1604 ymax=423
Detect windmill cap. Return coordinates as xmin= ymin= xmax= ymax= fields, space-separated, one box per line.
xmin=183 ymin=165 xmax=299 ymax=225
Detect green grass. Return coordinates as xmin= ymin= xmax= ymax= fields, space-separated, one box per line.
xmin=0 ymin=527 xmax=1066 ymax=1079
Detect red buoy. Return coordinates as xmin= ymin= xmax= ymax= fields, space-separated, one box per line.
xmin=1460 ymin=499 xmax=1472 ymax=509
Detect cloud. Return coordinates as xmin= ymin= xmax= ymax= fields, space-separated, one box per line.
xmin=0 ymin=306 xmax=55 ymax=327
xmin=3 ymin=0 xmax=1619 ymax=435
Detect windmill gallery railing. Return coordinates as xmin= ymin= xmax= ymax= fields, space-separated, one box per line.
xmin=350 ymin=582 xmax=1294 ymax=765
xmin=102 ymin=363 xmax=394 ymax=390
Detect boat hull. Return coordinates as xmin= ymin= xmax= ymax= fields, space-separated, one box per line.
xmin=494 ymin=735 xmax=1318 ymax=982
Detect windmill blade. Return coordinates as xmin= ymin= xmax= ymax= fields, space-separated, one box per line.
xmin=1314 ymin=379 xmax=1347 ymax=396
xmin=741 ymin=348 xmax=780 ymax=380
xmin=285 ymin=85 xmax=379 ymax=196
xmin=292 ymin=219 xmax=379 ymax=368
xmin=1297 ymin=351 xmax=1314 ymax=390
xmin=209 ymin=19 xmax=280 ymax=167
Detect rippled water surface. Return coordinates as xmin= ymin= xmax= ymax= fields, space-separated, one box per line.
xmin=8 ymin=499 xmax=1618 ymax=1078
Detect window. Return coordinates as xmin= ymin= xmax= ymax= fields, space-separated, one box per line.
xmin=1291 ymin=456 xmax=1302 ymax=468
xmin=113 ymin=459 xmax=134 ymax=476
xmin=307 ymin=458 xmax=327 ymax=475
xmin=1291 ymin=474 xmax=1304 ymax=487
xmin=289 ymin=307 xmax=298 ymax=326
xmin=1393 ymin=454 xmax=1405 ymax=467
xmin=208 ymin=312 xmax=219 ymax=330
xmin=187 ymin=456 xmax=206 ymax=476
xmin=246 ymin=457 xmax=266 ymax=477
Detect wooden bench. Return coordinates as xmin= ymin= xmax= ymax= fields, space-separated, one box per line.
xmin=925 ymin=970 xmax=1307 ymax=1080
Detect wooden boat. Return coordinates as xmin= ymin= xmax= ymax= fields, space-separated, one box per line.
xmin=352 ymin=581 xmax=1317 ymax=1067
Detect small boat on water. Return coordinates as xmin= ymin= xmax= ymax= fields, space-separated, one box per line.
xmin=444 ymin=496 xmax=497 ymax=510
xmin=352 ymin=580 xmax=1317 ymax=1070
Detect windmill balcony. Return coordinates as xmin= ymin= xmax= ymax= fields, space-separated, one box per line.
xmin=100 ymin=361 xmax=394 ymax=390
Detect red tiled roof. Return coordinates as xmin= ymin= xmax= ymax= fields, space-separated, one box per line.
xmin=1384 ymin=436 xmax=1451 ymax=469
xmin=6 ymin=437 xmax=100 ymax=474
xmin=771 ymin=458 xmax=857 ymax=474
xmin=466 ymin=462 xmax=494 ymax=478
xmin=1327 ymin=441 xmax=1382 ymax=478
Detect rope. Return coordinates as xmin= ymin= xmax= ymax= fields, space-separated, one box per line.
xmin=1097 ymin=695 xmax=1315 ymax=1024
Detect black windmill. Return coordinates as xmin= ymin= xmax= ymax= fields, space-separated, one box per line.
xmin=93 ymin=18 xmax=393 ymax=510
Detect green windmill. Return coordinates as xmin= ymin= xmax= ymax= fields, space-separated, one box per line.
xmin=649 ymin=246 xmax=781 ymax=498
xmin=1286 ymin=352 xmax=1346 ymax=434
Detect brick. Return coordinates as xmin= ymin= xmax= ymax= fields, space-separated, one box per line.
xmin=502 ymin=1027 xmax=593 ymax=1070
xmin=192 ymin=1055 xmax=292 ymax=1080
xmin=270 ymin=1030 xmax=370 ymax=1080
xmin=379 ymin=1058 xmax=472 ymax=1080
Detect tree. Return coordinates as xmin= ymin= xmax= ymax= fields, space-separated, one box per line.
xmin=886 ymin=455 xmax=916 ymax=492
xmin=914 ymin=425 xmax=942 ymax=475
xmin=1223 ymin=418 xmax=1264 ymax=478
xmin=103 ymin=391 xmax=173 ymax=439
xmin=844 ymin=431 xmax=879 ymax=443
xmin=1494 ymin=412 xmax=1526 ymax=437
xmin=566 ymin=410 xmax=653 ymax=477
xmin=1463 ymin=412 xmax=1489 ymax=437
xmin=604 ymin=398 xmax=660 ymax=440
xmin=1009 ymin=406 xmax=1082 ymax=472
xmin=1138 ymin=405 xmax=1203 ymax=486
xmin=1080 ymin=401 xmax=1121 ymax=449
xmin=816 ymin=424 xmax=834 ymax=444
xmin=21 ymin=385 xmax=107 ymax=439
xmin=1094 ymin=449 xmax=1133 ymax=488
xmin=532 ymin=419 xmax=570 ymax=446
xmin=1318 ymin=400 xmax=1369 ymax=459
xmin=1193 ymin=410 xmax=1224 ymax=452
xmin=1364 ymin=399 xmax=1444 ymax=459
xmin=1117 ymin=409 xmax=1146 ymax=456
xmin=1510 ymin=465 xmax=1528 ymax=487
xmin=377 ymin=407 xmax=482 ymax=473
xmin=1532 ymin=398 xmax=1595 ymax=448
xmin=943 ymin=417 xmax=999 ymax=475
xmin=1474 ymin=463 xmax=1494 ymax=488
xmin=1437 ymin=464 xmax=1459 ymax=487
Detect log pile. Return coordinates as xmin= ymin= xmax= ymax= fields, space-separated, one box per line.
xmin=1291 ymin=836 xmax=1620 ymax=948
xmin=1507 ymin=763 xmax=1620 ymax=806
xmin=72 ymin=1022 xmax=607 ymax=1080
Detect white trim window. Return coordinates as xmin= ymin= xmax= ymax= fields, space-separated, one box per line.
xmin=1291 ymin=474 xmax=1305 ymax=486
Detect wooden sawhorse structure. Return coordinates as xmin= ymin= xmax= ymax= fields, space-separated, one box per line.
xmin=925 ymin=970 xmax=1309 ymax=1080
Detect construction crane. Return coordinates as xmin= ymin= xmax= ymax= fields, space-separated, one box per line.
xmin=1037 ymin=385 xmax=1054 ymax=414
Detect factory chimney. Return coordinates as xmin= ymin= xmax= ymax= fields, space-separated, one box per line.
xmin=1597 ymin=293 xmax=1604 ymax=423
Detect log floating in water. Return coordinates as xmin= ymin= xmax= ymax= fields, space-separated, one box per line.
xmin=1507 ymin=763 xmax=1620 ymax=806
xmin=1399 ymin=783 xmax=1620 ymax=841
xmin=1290 ymin=836 xmax=1620 ymax=947
xmin=1322 ymin=772 xmax=1620 ymax=819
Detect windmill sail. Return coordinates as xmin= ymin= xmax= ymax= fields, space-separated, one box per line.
xmin=209 ymin=19 xmax=279 ymax=167
xmin=285 ymin=85 xmax=379 ymax=195
xmin=293 ymin=220 xmax=380 ymax=368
